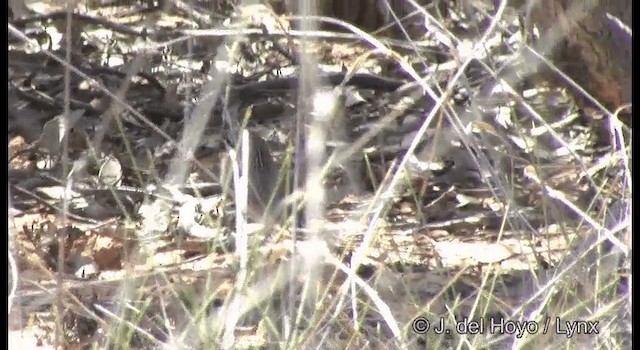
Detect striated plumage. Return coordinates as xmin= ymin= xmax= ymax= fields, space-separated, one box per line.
xmin=241 ymin=131 xmax=287 ymax=223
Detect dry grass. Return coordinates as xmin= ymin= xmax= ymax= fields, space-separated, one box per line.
xmin=8 ymin=0 xmax=631 ymax=349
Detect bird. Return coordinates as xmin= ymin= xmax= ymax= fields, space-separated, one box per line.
xmin=234 ymin=130 xmax=288 ymax=223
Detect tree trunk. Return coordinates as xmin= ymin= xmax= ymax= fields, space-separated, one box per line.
xmin=529 ymin=0 xmax=632 ymax=111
